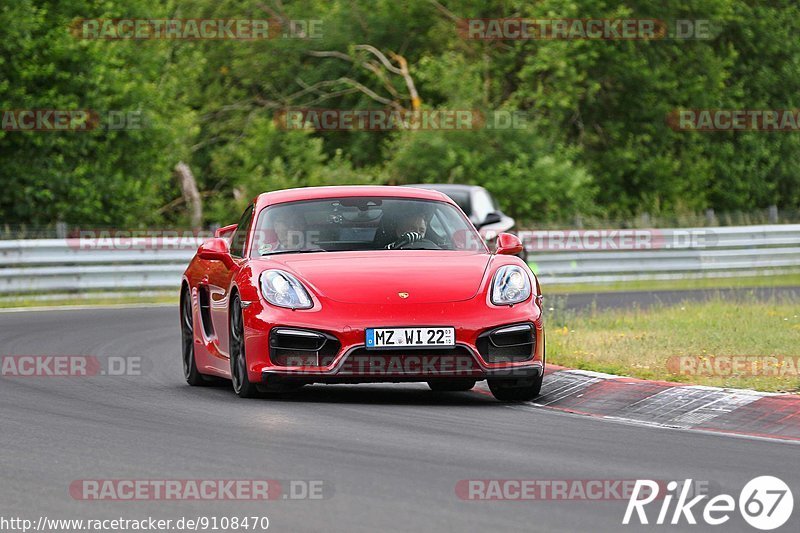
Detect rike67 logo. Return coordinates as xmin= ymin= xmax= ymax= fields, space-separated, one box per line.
xmin=624 ymin=476 xmax=794 ymax=530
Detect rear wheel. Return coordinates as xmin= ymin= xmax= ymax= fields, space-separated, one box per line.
xmin=181 ymin=291 xmax=206 ymax=386
xmin=229 ymin=294 xmax=260 ymax=398
xmin=427 ymin=379 xmax=476 ymax=392
xmin=488 ymin=372 xmax=543 ymax=402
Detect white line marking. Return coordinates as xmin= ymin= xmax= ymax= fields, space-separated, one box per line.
xmin=0 ymin=302 xmax=175 ymax=313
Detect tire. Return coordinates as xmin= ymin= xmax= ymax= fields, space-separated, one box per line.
xmin=229 ymin=294 xmax=261 ymax=398
xmin=181 ymin=290 xmax=207 ymax=386
xmin=487 ymin=373 xmax=543 ymax=402
xmin=427 ymin=379 xmax=476 ymax=392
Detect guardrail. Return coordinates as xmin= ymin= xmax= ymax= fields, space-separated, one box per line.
xmin=518 ymin=225 xmax=800 ymax=284
xmin=0 ymin=238 xmax=202 ymax=294
xmin=0 ymin=224 xmax=798 ymax=294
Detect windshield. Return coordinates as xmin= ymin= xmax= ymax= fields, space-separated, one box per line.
xmin=250 ymin=197 xmax=487 ymax=257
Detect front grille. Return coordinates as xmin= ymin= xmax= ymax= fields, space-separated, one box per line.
xmin=476 ymin=323 xmax=535 ymax=363
xmin=339 ymin=346 xmax=481 ymax=376
xmin=269 ymin=328 xmax=340 ymax=366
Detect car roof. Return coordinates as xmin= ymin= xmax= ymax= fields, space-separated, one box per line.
xmin=406 ymin=183 xmax=486 ymax=194
xmin=254 ymin=185 xmax=452 ymax=209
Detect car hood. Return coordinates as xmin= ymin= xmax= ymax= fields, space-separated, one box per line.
xmin=257 ymin=251 xmax=491 ymax=304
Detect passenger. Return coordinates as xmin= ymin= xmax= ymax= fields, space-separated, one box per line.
xmin=257 ymin=211 xmax=306 ymax=254
xmin=274 ymin=212 xmax=306 ymax=250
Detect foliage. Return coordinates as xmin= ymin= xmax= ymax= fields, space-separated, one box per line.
xmin=2 ymin=0 xmax=799 ymax=226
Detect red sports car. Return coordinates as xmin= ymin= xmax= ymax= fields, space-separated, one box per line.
xmin=180 ymin=186 xmax=545 ymax=401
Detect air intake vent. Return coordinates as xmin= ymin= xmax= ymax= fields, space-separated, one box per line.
xmin=476 ymin=323 xmax=535 ymax=363
xmin=269 ymin=328 xmax=341 ymax=367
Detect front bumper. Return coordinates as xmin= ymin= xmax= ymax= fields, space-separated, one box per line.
xmin=261 ymin=344 xmax=544 ymax=384
xmin=241 ymin=295 xmax=545 ymax=384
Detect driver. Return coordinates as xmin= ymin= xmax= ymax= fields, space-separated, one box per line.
xmin=386 ymin=211 xmax=427 ymax=249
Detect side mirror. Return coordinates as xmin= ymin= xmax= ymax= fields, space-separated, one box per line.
xmin=495 ymin=233 xmax=523 ymax=256
xmin=198 ymin=237 xmax=235 ymax=267
xmin=479 ymin=212 xmax=503 ymax=228
xmin=215 ymin=223 xmax=237 ymax=239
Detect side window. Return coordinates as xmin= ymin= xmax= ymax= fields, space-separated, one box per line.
xmin=230 ymin=205 xmax=255 ymax=258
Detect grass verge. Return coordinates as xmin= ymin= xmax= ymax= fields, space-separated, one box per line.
xmin=547 ymin=293 xmax=800 ymax=392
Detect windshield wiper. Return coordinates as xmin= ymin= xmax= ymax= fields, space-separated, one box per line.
xmin=260 ymin=248 xmax=328 ymax=257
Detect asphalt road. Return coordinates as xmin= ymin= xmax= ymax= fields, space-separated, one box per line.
xmin=1 ymin=306 xmax=798 ymax=533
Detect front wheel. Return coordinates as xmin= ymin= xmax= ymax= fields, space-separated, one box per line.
xmin=181 ymin=291 xmax=207 ymax=386
xmin=229 ymin=295 xmax=260 ymax=398
xmin=488 ymin=372 xmax=543 ymax=402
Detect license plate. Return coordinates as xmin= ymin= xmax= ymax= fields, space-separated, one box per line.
xmin=366 ymin=327 xmax=455 ymax=349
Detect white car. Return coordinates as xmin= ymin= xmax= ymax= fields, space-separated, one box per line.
xmin=407 ymin=184 xmax=526 ymax=261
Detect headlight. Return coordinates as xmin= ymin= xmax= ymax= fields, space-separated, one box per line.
xmin=260 ymin=270 xmax=313 ymax=309
xmin=491 ymin=265 xmax=532 ymax=306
